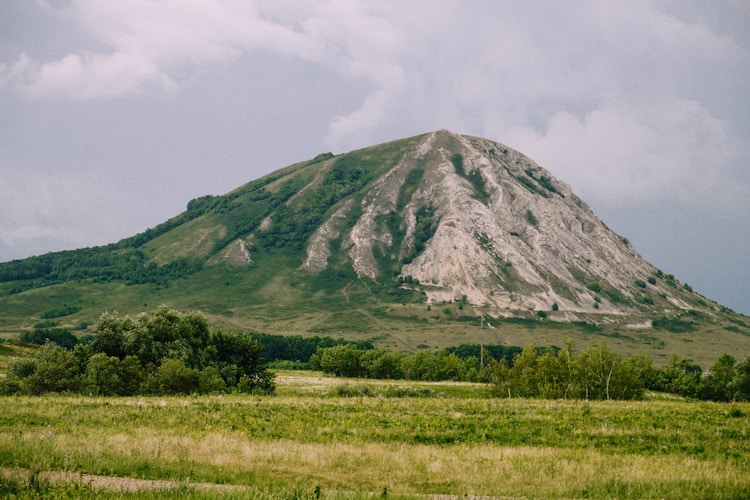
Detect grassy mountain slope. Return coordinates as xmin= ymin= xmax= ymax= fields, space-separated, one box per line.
xmin=0 ymin=131 xmax=748 ymax=367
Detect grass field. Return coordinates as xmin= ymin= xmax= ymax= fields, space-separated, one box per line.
xmin=1 ymin=370 xmax=749 ymax=498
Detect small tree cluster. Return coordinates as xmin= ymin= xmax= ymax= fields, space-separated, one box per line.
xmin=650 ymin=353 xmax=750 ymax=402
xmin=20 ymin=328 xmax=79 ymax=350
xmin=2 ymin=307 xmax=274 ymax=396
xmin=310 ymin=345 xmax=481 ymax=382
xmin=487 ymin=343 xmax=647 ymax=400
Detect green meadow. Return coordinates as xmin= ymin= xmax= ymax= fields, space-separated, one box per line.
xmin=1 ymin=371 xmax=749 ymax=499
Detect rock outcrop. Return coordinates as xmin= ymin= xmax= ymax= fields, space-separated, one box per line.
xmin=302 ymin=130 xmax=679 ymax=315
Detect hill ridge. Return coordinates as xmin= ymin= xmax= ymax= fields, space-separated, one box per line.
xmin=1 ymin=130 xmax=748 ymax=366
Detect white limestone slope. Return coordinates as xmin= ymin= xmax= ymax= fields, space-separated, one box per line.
xmin=304 ymin=130 xmax=690 ymax=314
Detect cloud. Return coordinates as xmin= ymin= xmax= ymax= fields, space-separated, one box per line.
xmin=318 ymin=1 xmax=749 ymax=211
xmin=0 ymin=160 xmax=132 ymax=258
xmin=1 ymin=0 xmax=313 ymax=99
xmin=1 ymin=0 xmax=747 ymax=212
xmin=505 ymin=98 xmax=744 ymax=209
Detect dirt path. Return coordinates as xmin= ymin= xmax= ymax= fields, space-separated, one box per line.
xmin=1 ymin=466 xmax=246 ymax=493
xmin=355 ymin=308 xmax=413 ymax=350
xmin=2 ymin=466 xmax=505 ymax=498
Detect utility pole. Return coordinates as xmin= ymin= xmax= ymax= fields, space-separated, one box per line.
xmin=480 ymin=314 xmax=485 ymax=369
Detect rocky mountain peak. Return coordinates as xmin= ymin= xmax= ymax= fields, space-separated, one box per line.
xmin=297 ymin=130 xmax=691 ymax=317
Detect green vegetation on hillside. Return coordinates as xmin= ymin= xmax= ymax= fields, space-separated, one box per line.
xmin=451 ymin=153 xmax=490 ymax=204
xmin=259 ymin=155 xmax=374 ymax=252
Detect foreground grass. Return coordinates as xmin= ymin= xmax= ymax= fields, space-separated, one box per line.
xmin=1 ymin=373 xmax=749 ymax=498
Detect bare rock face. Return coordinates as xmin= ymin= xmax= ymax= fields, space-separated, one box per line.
xmin=302 ymin=130 xmax=682 ymax=315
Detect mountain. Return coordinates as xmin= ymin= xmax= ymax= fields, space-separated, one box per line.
xmin=1 ymin=130 xmax=748 ymax=366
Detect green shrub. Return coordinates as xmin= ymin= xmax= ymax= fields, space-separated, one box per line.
xmin=84 ymin=353 xmax=122 ymax=396
xmin=198 ymin=366 xmax=227 ymax=394
xmin=7 ymin=358 xmax=37 ymax=380
xmin=33 ymin=320 xmax=58 ymax=329
xmin=40 ymin=305 xmax=81 ymax=319
xmin=24 ymin=342 xmax=82 ymax=394
xmin=144 ymin=359 xmax=200 ymax=395
xmin=587 ymin=282 xmax=602 ymax=293
xmin=20 ymin=328 xmax=78 ymax=349
xmin=526 ymin=210 xmax=538 ymax=227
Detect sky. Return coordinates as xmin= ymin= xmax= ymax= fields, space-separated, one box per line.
xmin=1 ymin=0 xmax=749 ymax=315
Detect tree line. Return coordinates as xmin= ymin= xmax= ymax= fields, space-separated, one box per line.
xmin=6 ymin=307 xmax=750 ymax=401
xmin=310 ymin=341 xmax=750 ymax=402
xmin=2 ymin=307 xmax=274 ymax=396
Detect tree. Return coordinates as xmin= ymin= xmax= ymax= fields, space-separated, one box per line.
xmin=536 ymin=347 xmax=570 ymax=399
xmin=20 ymin=328 xmax=78 ymax=349
xmin=84 ymin=353 xmax=122 ymax=396
xmin=510 ymin=345 xmax=540 ymax=397
xmin=402 ymin=350 xmax=440 ymax=381
xmin=24 ymin=342 xmax=82 ymax=394
xmin=700 ymin=353 xmax=735 ymax=401
xmin=360 ymin=349 xmax=404 ymax=379
xmin=211 ymin=330 xmax=275 ymax=393
xmin=487 ymin=358 xmax=514 ymax=398
xmin=435 ymin=351 xmax=465 ymax=381
xmin=91 ymin=312 xmax=130 ymax=359
xmin=143 ymin=359 xmax=200 ymax=395
xmin=728 ymin=356 xmax=750 ymax=401
xmin=137 ymin=307 xmax=212 ymax=369
xmin=316 ymin=344 xmax=365 ymax=377
xmin=654 ymin=354 xmax=703 ymax=398
xmin=119 ymin=355 xmax=145 ymax=396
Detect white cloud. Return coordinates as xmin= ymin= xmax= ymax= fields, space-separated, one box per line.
xmin=0 ymin=0 xmax=747 ymax=212
xmin=504 ymin=98 xmax=744 ymax=209
xmin=2 ymin=0 xmax=315 ymax=99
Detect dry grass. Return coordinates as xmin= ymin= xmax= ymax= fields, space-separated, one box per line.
xmin=0 ymin=373 xmax=748 ymax=498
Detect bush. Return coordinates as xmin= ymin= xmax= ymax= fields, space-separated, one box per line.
xmin=144 ymin=359 xmax=200 ymax=395
xmin=525 ymin=210 xmax=538 ymax=227
xmin=0 ymin=378 xmax=23 ymax=395
xmin=237 ymin=371 xmax=276 ymax=395
xmin=84 ymin=353 xmax=122 ymax=396
xmin=41 ymin=305 xmax=81 ymax=319
xmin=24 ymin=342 xmax=82 ymax=394
xmin=316 ymin=344 xmax=366 ymax=377
xmin=7 ymin=358 xmax=37 ymax=380
xmin=198 ymin=366 xmax=227 ymax=394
